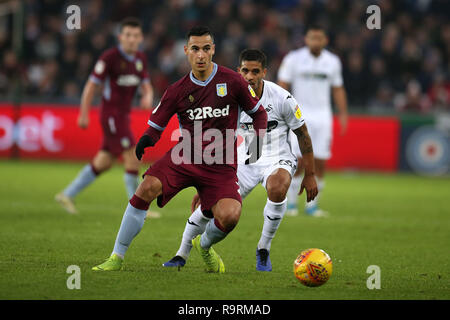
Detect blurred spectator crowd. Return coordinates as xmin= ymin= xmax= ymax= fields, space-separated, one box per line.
xmin=0 ymin=0 xmax=449 ymax=114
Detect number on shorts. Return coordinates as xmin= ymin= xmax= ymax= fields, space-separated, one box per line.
xmin=108 ymin=117 xmax=117 ymax=134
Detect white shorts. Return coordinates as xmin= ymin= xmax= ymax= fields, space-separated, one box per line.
xmin=290 ymin=117 xmax=332 ymax=160
xmin=237 ymin=157 xmax=297 ymax=199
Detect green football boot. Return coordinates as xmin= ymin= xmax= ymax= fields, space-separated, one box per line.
xmin=192 ymin=235 xmax=225 ymax=273
xmin=92 ymin=254 xmax=123 ymax=271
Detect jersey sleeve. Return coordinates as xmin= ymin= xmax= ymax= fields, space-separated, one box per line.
xmin=141 ymin=55 xmax=150 ymax=84
xmin=148 ymin=87 xmax=177 ymax=130
xmin=282 ymin=94 xmax=305 ymax=131
xmin=236 ymin=75 xmax=262 ymax=115
xmin=89 ymin=52 xmax=111 ymax=84
xmin=277 ymin=52 xmax=295 ymax=84
xmin=330 ymin=56 xmax=344 ymax=87
xmin=143 ymin=87 xmax=178 ymax=144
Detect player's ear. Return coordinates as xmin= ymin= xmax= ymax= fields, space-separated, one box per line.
xmin=184 ymin=45 xmax=188 ymax=55
xmin=211 ymin=43 xmax=215 ymax=57
xmin=236 ymin=67 xmax=240 ymax=73
xmin=262 ymin=68 xmax=267 ymax=78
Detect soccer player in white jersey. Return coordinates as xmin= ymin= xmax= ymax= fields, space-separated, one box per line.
xmin=278 ymin=25 xmax=349 ymax=217
xmin=163 ymin=49 xmax=318 ymax=271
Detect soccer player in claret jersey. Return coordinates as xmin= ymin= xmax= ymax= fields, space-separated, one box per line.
xmin=163 ymin=49 xmax=318 ymax=271
xmin=55 ymin=18 xmax=159 ymax=217
xmin=92 ymin=26 xmax=268 ymax=272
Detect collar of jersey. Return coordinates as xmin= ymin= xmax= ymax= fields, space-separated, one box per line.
xmin=189 ymin=63 xmax=218 ymax=86
xmin=118 ymin=45 xmax=136 ymax=62
xmin=260 ymin=80 xmax=266 ymax=100
xmin=307 ymin=48 xmax=323 ymax=60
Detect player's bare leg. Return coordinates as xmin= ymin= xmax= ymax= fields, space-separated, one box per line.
xmin=55 ymin=150 xmax=113 ymax=214
xmin=304 ymin=158 xmax=328 ymax=217
xmin=210 ymin=198 xmax=241 ymax=233
xmin=122 ymin=147 xmax=161 ymax=219
xmin=122 ymin=147 xmax=140 ymax=199
xmin=192 ymin=198 xmax=241 ymax=273
xmin=92 ymin=175 xmax=162 ymax=271
xmin=256 ymin=169 xmax=291 ymax=271
xmin=92 ymin=150 xmax=115 ymax=172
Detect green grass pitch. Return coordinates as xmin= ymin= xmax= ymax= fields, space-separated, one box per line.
xmin=0 ymin=160 xmax=449 ymax=300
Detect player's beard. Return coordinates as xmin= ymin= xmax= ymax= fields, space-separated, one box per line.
xmin=309 ymin=47 xmax=323 ymax=57
xmin=123 ymin=43 xmax=138 ymax=55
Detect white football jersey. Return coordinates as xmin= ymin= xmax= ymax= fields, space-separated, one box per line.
xmin=278 ymin=47 xmax=343 ymax=120
xmin=237 ymin=80 xmax=305 ymax=164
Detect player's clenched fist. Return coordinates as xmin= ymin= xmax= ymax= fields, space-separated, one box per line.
xmin=299 ymin=174 xmax=318 ymax=202
xmin=135 ymin=135 xmax=153 ymax=160
xmin=191 ymin=193 xmax=201 ymax=213
xmin=77 ymin=113 xmax=89 ymax=129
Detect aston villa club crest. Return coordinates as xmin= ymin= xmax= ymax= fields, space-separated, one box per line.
xmin=216 ymin=83 xmax=227 ymax=97
xmin=189 ymin=94 xmax=194 ymax=103
xmin=135 ymin=59 xmax=143 ymax=72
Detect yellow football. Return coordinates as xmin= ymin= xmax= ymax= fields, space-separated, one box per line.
xmin=293 ymin=248 xmax=333 ymax=287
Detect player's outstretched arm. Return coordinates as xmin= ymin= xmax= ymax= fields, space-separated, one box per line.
xmin=135 ymin=87 xmax=177 ymax=160
xmin=135 ymin=134 xmax=155 ymax=160
xmin=78 ymin=80 xmax=99 ymax=129
xmin=332 ymin=86 xmax=348 ymax=135
xmin=245 ymin=105 xmax=268 ymax=164
xmin=191 ymin=193 xmax=201 ymax=213
xmin=292 ymin=125 xmax=318 ymax=202
xmin=140 ymin=82 xmax=154 ymax=110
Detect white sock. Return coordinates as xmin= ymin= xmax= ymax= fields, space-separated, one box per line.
xmin=200 ymin=219 xmax=227 ymax=249
xmin=176 ymin=206 xmax=211 ymax=259
xmin=63 ymin=164 xmax=98 ymax=198
xmin=258 ymin=198 xmax=287 ymax=251
xmin=287 ymin=174 xmax=302 ymax=209
xmin=124 ymin=171 xmax=139 ymax=200
xmin=112 ymin=201 xmax=147 ymax=257
xmin=305 ymin=177 xmax=324 ymax=209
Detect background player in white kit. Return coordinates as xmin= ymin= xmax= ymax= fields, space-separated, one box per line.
xmin=278 ymin=25 xmax=349 ymax=217
xmin=163 ymin=49 xmax=318 ymax=271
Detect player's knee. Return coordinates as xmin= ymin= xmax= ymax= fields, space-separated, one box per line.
xmin=136 ymin=176 xmax=162 ymax=202
xmin=266 ymin=178 xmax=290 ymax=202
xmin=217 ymin=207 xmax=241 ymax=232
xmin=92 ymin=152 xmax=114 ymax=173
xmin=123 ymin=153 xmax=140 ymax=170
xmin=91 ymin=162 xmax=110 ymax=175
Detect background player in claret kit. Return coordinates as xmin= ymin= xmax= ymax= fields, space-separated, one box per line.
xmin=278 ymin=25 xmax=349 ymax=217
xmin=54 ymin=18 xmax=160 ymax=218
xmin=91 ymin=26 xmax=268 ymax=273
xmin=163 ymin=49 xmax=318 ymax=271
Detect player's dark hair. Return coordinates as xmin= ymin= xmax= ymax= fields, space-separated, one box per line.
xmin=305 ymin=24 xmax=327 ymax=34
xmin=239 ymin=49 xmax=267 ymax=69
xmin=119 ymin=17 xmax=142 ymax=32
xmin=186 ymin=26 xmax=214 ymax=42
